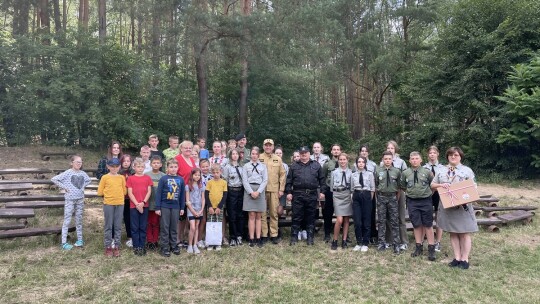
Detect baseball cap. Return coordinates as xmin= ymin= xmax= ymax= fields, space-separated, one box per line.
xmin=235 ymin=133 xmax=246 ymax=141
xmin=298 ymin=146 xmax=310 ymax=153
xmin=263 ymin=139 xmax=274 ymax=145
xmin=107 ymin=158 xmax=121 ymax=166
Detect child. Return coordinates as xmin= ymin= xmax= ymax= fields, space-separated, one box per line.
xmin=96 ymin=141 xmax=122 ymax=180
xmin=148 ymin=134 xmax=166 ymax=162
xmin=97 ymin=158 xmax=127 ymax=257
xmin=350 ymin=156 xmax=375 ymax=252
xmin=186 ymin=168 xmax=205 ymax=254
xmin=155 ymin=159 xmax=186 ymax=257
xmin=223 ymin=149 xmax=245 ymax=246
xmin=375 ymin=151 xmax=402 ymax=254
xmin=423 ymin=145 xmax=445 ymax=252
xmin=205 ymin=163 xmax=228 ymax=250
xmin=221 ymin=140 xmax=228 ymax=158
xmin=192 ymin=145 xmax=201 ymax=167
xmin=227 ymin=139 xmax=237 ymax=157
xmin=140 ymin=145 xmax=152 ymax=174
xmin=197 ymin=158 xmax=212 ymax=249
xmin=126 ymin=158 xmax=153 ymax=256
xmin=119 ymin=154 xmax=134 ymax=248
xmin=163 ymin=135 xmax=180 ymax=161
xmin=198 ymin=136 xmax=210 ymax=159
xmin=51 ymin=155 xmax=91 ymax=250
xmin=329 ymin=153 xmax=353 ymax=250
xmin=146 ymin=155 xmax=166 ymax=251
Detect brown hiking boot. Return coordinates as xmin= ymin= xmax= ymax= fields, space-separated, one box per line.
xmin=105 ymin=247 xmax=113 ymax=257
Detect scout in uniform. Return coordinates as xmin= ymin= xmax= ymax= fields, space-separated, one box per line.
xmin=321 ymin=144 xmax=344 ymax=242
xmin=423 ymin=146 xmax=445 ymax=252
xmin=375 ymin=151 xmax=402 ymax=254
xmin=400 ymin=151 xmax=436 ymax=261
xmin=223 ymin=148 xmax=245 ymax=246
xmin=350 ymin=156 xmax=376 ymax=252
xmin=329 ymin=153 xmax=353 ymax=250
xmin=259 ymin=139 xmax=286 ymax=244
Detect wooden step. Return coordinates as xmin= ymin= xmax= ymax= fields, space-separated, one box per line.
xmin=0 ymin=195 xmax=65 ymax=203
xmin=0 ymin=168 xmax=52 ymax=175
xmin=0 ymin=179 xmax=54 ymax=185
xmin=39 ymin=152 xmax=75 ymax=161
xmin=497 ymin=210 xmax=534 ymax=224
xmin=4 ymin=201 xmax=65 ymax=209
xmin=473 ymin=205 xmax=537 ymax=212
xmin=0 ymin=208 xmax=35 ymax=219
xmin=0 ymin=222 xmax=27 ymax=230
xmin=0 ymin=183 xmax=33 ymax=192
xmin=0 ymin=226 xmax=75 ymax=239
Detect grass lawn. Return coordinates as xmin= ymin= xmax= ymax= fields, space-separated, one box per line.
xmin=0 ymin=146 xmax=539 ymax=303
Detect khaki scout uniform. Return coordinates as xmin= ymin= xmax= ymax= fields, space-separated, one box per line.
xmin=259 ymin=152 xmax=286 ymax=238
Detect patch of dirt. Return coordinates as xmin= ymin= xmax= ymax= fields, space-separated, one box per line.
xmin=478 ymin=183 xmax=540 ymax=205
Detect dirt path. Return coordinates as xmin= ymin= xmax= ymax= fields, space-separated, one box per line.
xmin=478 ymin=183 xmax=539 ymax=205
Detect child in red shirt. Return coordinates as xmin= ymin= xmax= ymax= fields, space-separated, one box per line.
xmin=126 ymin=158 xmax=153 ymax=255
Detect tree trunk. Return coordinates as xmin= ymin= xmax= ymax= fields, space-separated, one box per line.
xmin=238 ymin=0 xmax=251 ymax=134
xmin=52 ymin=0 xmax=61 ymax=34
xmin=196 ymin=53 xmax=209 ymax=139
xmin=151 ymin=4 xmax=161 ymax=70
xmin=62 ymin=0 xmax=67 ymax=31
xmin=98 ymin=0 xmax=106 ymax=44
xmin=38 ymin=0 xmax=50 ymax=45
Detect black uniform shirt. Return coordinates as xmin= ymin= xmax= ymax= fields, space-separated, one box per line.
xmin=285 ymin=160 xmax=327 ymax=194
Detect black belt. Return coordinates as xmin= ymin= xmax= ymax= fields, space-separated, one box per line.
xmin=333 ymin=188 xmax=350 ymax=192
xmin=294 ymin=189 xmax=317 ymax=194
xmin=250 ymin=183 xmax=260 ymax=186
xmin=228 ymin=186 xmax=243 ymax=191
xmin=406 ymin=196 xmax=431 ymax=200
xmin=354 ymin=190 xmax=370 ymax=193
xmin=378 ymin=192 xmax=396 ymax=197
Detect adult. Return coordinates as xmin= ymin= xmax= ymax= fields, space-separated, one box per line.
xmin=209 ymin=141 xmax=228 ymax=167
xmin=96 ymin=140 xmax=122 ymax=180
xmin=350 ymin=156 xmax=375 ymax=252
xmin=381 ymin=140 xmax=409 ymax=250
xmin=274 ymin=146 xmax=288 ymax=219
xmin=358 ymin=145 xmax=378 ymax=244
xmin=423 ymin=146 xmax=445 ymax=252
xmin=329 ymin=153 xmax=353 ymax=250
xmin=431 ymin=147 xmax=478 ymax=270
xmin=400 ymin=152 xmax=436 ymax=261
xmin=310 ymin=142 xmax=330 ymax=166
xmin=259 ymin=139 xmax=286 ymax=244
xmin=242 ymin=147 xmax=268 ymax=247
xmin=235 ymin=133 xmax=250 ymax=164
xmin=174 ymin=140 xmax=197 ymax=247
xmin=222 ymin=148 xmax=245 ymax=246
xmin=321 ymin=144 xmax=344 ymax=242
xmin=286 ymin=146 xmax=326 ymax=245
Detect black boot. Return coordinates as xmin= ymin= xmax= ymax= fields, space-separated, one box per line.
xmin=249 ymin=239 xmax=255 ymax=247
xmin=331 ymin=240 xmax=338 ymax=250
xmin=257 ymin=238 xmax=264 ymax=248
xmin=411 ymin=243 xmax=423 ymax=257
xmin=427 ymin=244 xmax=436 ymax=261
xmin=306 ymin=227 xmax=314 ymax=246
xmin=341 ymin=239 xmax=348 ymax=249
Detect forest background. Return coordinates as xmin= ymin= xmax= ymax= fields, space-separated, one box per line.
xmin=1 ymin=0 xmax=540 ymax=179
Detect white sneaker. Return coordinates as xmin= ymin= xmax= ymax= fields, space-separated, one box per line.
xmin=399 ymin=243 xmax=408 ymax=250
xmin=360 ymin=245 xmax=369 ymax=252
xmin=187 ymin=245 xmax=194 ymax=254
xmin=197 ymin=240 xmax=206 ymax=249
xmin=301 ymin=230 xmax=308 ymax=240
xmin=353 ymin=245 xmax=362 ymax=251
xmin=215 ymin=246 xmax=222 ymax=251
xmin=125 ymin=239 xmax=133 ymax=248
xmin=298 ymin=233 xmax=302 ymax=241
xmin=434 ymin=242 xmax=441 ymax=252
xmin=111 ymin=240 xmax=116 ymax=249
xmin=207 ymin=246 xmax=214 ymax=251
xmin=194 ymin=245 xmax=201 ymax=254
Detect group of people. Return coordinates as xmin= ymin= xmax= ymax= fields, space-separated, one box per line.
xmin=52 ymin=134 xmax=478 ymax=270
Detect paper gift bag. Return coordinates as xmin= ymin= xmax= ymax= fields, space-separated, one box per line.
xmin=437 ymin=179 xmax=480 ymax=209
xmin=205 ymin=215 xmax=223 ymax=246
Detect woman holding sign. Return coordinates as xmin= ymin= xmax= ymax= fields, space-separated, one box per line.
xmin=431 ymin=147 xmax=478 ymax=270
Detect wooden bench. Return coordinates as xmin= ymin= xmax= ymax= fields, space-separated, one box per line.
xmin=0 ymin=183 xmax=33 ymax=195
xmin=0 ymin=222 xmax=27 ymax=230
xmin=0 ymin=168 xmax=52 ymax=180
xmin=39 ymin=152 xmax=75 ymax=161
xmin=0 ymin=179 xmax=54 ymax=185
xmin=0 ymin=208 xmax=35 ymax=219
xmin=0 ymin=226 xmax=75 ymax=239
xmin=0 ymin=195 xmax=65 ymax=203
xmin=4 ymin=201 xmax=65 ymax=209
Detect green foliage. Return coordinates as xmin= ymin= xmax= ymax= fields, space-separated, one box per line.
xmin=496 ymin=56 xmax=540 ymax=168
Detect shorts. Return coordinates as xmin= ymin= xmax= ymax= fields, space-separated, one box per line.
xmin=407 ymin=196 xmax=433 ymax=228
xmin=188 ymin=215 xmax=202 ymax=221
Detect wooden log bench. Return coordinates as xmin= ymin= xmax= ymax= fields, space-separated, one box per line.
xmin=0 ymin=183 xmax=33 ymax=195
xmin=0 ymin=168 xmax=52 ymax=180
xmin=498 ymin=210 xmax=534 ymax=224
xmin=0 ymin=179 xmax=54 ymax=185
xmin=39 ymin=152 xmax=75 ymax=161
xmin=4 ymin=201 xmax=65 ymax=209
xmin=0 ymin=226 xmax=75 ymax=239
xmin=0 ymin=195 xmax=65 ymax=203
xmin=0 ymin=222 xmax=27 ymax=230
xmin=0 ymin=208 xmax=35 ymax=219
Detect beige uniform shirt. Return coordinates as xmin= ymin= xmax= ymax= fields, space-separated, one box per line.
xmin=259 ymin=153 xmax=286 ymax=193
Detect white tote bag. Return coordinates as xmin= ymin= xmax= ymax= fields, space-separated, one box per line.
xmin=205 ymin=214 xmax=223 ymax=246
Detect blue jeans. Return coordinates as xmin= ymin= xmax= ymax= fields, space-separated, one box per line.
xmin=130 ymin=207 xmax=149 ymax=249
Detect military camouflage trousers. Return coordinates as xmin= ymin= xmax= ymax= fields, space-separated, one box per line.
xmin=376 ymin=194 xmax=400 ymax=245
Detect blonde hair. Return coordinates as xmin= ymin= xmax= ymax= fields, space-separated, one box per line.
xmin=338 ymin=152 xmax=349 ymax=160
xmin=133 ymin=157 xmax=145 ymax=166
xmin=210 ymin=163 xmax=221 ymax=172
xmin=140 ymin=145 xmax=150 ymax=151
xmin=167 ymin=159 xmax=178 ymax=167
xmin=180 ymin=140 xmax=193 ymax=149
xmin=149 ymin=134 xmax=158 ymax=140
xmin=387 ymin=140 xmax=399 ymax=152
xmin=409 ymin=151 xmax=421 ymax=158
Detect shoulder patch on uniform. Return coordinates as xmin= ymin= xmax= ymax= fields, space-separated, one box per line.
xmin=260 ymin=159 xmax=265 ymax=162
xmin=273 ymin=159 xmax=279 ymax=163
